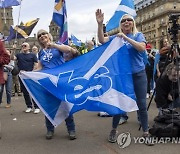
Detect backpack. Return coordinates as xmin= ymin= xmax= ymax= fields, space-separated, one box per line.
xmin=149 ymin=109 xmax=180 ymax=137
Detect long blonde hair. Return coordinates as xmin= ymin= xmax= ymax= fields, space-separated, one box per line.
xmin=119 ymin=14 xmax=138 ymax=35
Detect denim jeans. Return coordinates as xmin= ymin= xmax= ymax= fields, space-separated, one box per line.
xmin=45 ymin=115 xmax=75 ymax=133
xmin=19 ymin=77 xmax=38 ymax=109
xmin=112 ymin=70 xmax=149 ymax=132
xmin=0 ymin=72 xmax=12 ymax=104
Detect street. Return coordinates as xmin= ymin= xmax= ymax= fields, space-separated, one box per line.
xmin=0 ymin=95 xmax=179 ymax=154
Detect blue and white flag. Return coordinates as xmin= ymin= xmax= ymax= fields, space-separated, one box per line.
xmin=19 ymin=37 xmax=138 ymax=126
xmin=71 ymin=34 xmax=81 ymax=47
xmin=0 ymin=0 xmax=21 ymax=8
xmin=106 ymin=0 xmax=136 ymax=32
xmin=53 ymin=0 xmax=68 ymax=44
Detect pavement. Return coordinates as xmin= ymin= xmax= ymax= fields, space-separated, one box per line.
xmin=0 ymin=94 xmax=179 ymax=154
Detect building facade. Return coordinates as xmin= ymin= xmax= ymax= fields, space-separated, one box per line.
xmin=135 ymin=0 xmax=180 ymax=49
xmin=0 ymin=7 xmax=13 ymax=37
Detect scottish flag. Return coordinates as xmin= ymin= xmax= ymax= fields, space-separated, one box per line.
xmin=71 ymin=34 xmax=81 ymax=47
xmin=106 ymin=0 xmax=136 ymax=32
xmin=0 ymin=0 xmax=21 ymax=8
xmin=53 ymin=0 xmax=68 ymax=44
xmin=19 ymin=37 xmax=138 ymax=126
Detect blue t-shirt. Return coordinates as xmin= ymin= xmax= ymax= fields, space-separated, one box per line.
xmin=110 ymin=32 xmax=146 ymax=73
xmin=38 ymin=47 xmax=65 ymax=69
xmin=16 ymin=52 xmax=37 ymax=71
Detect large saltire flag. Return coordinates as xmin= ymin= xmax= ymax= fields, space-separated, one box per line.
xmin=106 ymin=0 xmax=136 ymax=32
xmin=0 ymin=0 xmax=21 ymax=8
xmin=53 ymin=0 xmax=68 ymax=44
xmin=5 ymin=18 xmax=39 ymax=41
xmin=19 ymin=37 xmax=138 ymax=127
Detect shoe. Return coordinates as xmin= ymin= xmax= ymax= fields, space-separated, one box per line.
xmin=11 ymin=94 xmax=15 ymax=97
xmin=46 ymin=131 xmax=54 ymax=140
xmin=108 ymin=129 xmax=118 ymax=143
xmin=69 ymin=131 xmax=76 ymax=140
xmin=97 ymin=112 xmax=112 ymax=117
xmin=34 ymin=108 xmax=40 ymax=114
xmin=18 ymin=93 xmax=22 ymax=96
xmin=146 ymin=93 xmax=150 ymax=99
xmin=142 ymin=133 xmax=155 ymax=146
xmin=119 ymin=118 xmax=127 ymax=125
xmin=25 ymin=108 xmax=33 ymax=113
xmin=5 ymin=104 xmax=11 ymax=108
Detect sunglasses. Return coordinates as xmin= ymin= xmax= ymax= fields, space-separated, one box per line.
xmin=121 ymin=18 xmax=133 ymax=23
xmin=22 ymin=45 xmax=27 ymax=48
xmin=38 ymin=32 xmax=48 ymax=38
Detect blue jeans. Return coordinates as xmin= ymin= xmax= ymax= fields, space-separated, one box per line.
xmin=112 ymin=70 xmax=149 ymax=132
xmin=0 ymin=72 xmax=12 ymax=104
xmin=45 ymin=115 xmax=75 ymax=133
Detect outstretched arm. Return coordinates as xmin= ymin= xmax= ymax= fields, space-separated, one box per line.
xmin=95 ymin=9 xmax=109 ymax=44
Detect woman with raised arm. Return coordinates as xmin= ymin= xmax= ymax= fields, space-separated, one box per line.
xmin=96 ymin=9 xmax=153 ymax=145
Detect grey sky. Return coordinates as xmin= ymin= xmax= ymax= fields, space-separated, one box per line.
xmin=13 ymin=0 xmax=120 ymax=41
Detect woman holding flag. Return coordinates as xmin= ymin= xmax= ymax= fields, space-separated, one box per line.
xmin=35 ymin=29 xmax=78 ymax=140
xmin=96 ymin=9 xmax=153 ymax=145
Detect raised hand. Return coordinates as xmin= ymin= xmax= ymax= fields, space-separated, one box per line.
xmin=95 ymin=9 xmax=104 ymax=24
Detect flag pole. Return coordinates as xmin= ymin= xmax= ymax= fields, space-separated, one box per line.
xmin=3 ymin=8 xmax=6 ymax=24
xmin=14 ymin=0 xmax=22 ymax=45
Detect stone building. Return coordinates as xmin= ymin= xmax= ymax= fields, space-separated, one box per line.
xmin=49 ymin=21 xmax=60 ymax=42
xmin=135 ymin=0 xmax=180 ymax=49
xmin=107 ymin=0 xmax=180 ymax=49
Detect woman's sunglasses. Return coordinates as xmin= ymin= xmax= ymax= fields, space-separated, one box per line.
xmin=38 ymin=32 xmax=48 ymax=38
xmin=121 ymin=18 xmax=133 ymax=23
xmin=22 ymin=45 xmax=27 ymax=48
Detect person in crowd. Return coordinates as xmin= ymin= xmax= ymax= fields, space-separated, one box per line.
xmin=11 ymin=71 xmax=22 ymax=97
xmin=0 ymin=50 xmax=14 ymax=108
xmin=96 ymin=9 xmax=152 ymax=145
xmin=145 ymin=43 xmax=155 ymax=98
xmin=35 ymin=29 xmax=78 ymax=140
xmin=11 ymin=42 xmax=40 ymax=114
xmin=0 ymin=40 xmax=10 ymax=107
xmin=81 ymin=40 xmax=94 ymax=54
xmin=156 ymin=38 xmax=172 ymax=79
xmin=92 ymin=37 xmax=96 ymax=47
xmin=32 ymin=45 xmax=39 ymax=58
xmin=155 ymin=62 xmax=180 ymax=115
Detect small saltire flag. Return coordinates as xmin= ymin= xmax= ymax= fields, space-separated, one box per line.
xmin=0 ymin=0 xmax=21 ymax=8
xmin=71 ymin=34 xmax=81 ymax=47
xmin=5 ymin=18 xmax=39 ymax=41
xmin=106 ymin=0 xmax=136 ymax=32
xmin=19 ymin=37 xmax=138 ymax=127
xmin=53 ymin=0 xmax=68 ymax=44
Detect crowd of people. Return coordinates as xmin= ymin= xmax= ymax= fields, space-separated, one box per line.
xmin=0 ymin=9 xmax=179 ymax=146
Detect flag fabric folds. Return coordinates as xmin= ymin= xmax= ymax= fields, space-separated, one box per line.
xmin=0 ymin=0 xmax=21 ymax=8
xmin=53 ymin=0 xmax=68 ymax=44
xmin=106 ymin=0 xmax=136 ymax=32
xmin=5 ymin=18 xmax=39 ymax=41
xmin=71 ymin=34 xmax=81 ymax=47
xmin=19 ymin=37 xmax=138 ymax=127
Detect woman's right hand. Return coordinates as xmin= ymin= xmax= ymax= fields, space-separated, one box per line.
xmin=95 ymin=9 xmax=104 ymax=24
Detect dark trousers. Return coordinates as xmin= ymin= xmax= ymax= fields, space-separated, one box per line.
xmin=19 ymin=78 xmax=38 ymax=109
